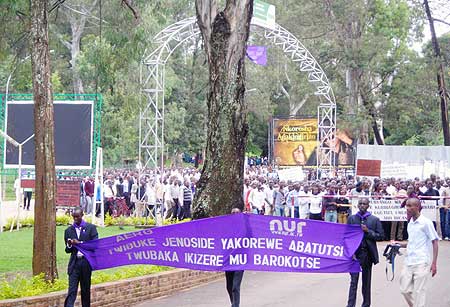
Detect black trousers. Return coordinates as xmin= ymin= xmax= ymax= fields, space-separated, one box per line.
xmin=181 ymin=201 xmax=191 ymax=219
xmin=171 ymin=198 xmax=180 ymax=220
xmin=24 ymin=191 xmax=32 ymax=209
xmin=64 ymin=257 xmax=92 ymax=307
xmin=225 ymin=271 xmax=244 ymax=307
xmin=347 ymin=263 xmax=372 ymax=307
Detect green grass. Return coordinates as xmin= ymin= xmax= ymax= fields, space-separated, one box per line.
xmin=0 ymin=225 xmax=172 ymax=299
xmin=0 ymin=225 xmax=137 ymax=275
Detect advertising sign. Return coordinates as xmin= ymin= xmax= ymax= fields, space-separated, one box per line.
xmin=272 ymin=118 xmax=318 ymax=167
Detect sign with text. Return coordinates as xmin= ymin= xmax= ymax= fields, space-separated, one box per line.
xmin=277 ymin=167 xmax=305 ymax=182
xmin=356 ymin=159 xmax=381 ymax=177
xmin=273 ymin=118 xmax=318 ymax=167
xmin=351 ymin=198 xmax=436 ymax=221
xmin=77 ymin=214 xmax=363 ymax=273
xmin=380 ymin=162 xmax=409 ymax=178
xmin=251 ymin=0 xmax=276 ymax=30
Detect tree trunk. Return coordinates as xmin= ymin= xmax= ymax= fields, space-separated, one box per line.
xmin=70 ymin=21 xmax=85 ymax=94
xmin=67 ymin=9 xmax=86 ymax=94
xmin=30 ymin=0 xmax=58 ymax=281
xmin=424 ymin=0 xmax=450 ymax=145
xmin=192 ymin=0 xmax=253 ymax=218
xmin=360 ymin=89 xmax=384 ymax=145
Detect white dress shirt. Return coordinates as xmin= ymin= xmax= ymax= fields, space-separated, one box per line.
xmin=406 ymin=214 xmax=439 ymax=266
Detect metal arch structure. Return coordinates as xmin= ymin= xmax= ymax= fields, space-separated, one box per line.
xmin=140 ymin=16 xmax=336 ymax=174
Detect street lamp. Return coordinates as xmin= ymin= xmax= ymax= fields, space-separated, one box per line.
xmin=0 ymin=130 xmax=34 ymax=232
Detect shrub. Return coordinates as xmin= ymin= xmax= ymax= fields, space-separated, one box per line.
xmin=20 ymin=217 xmax=35 ymax=227
xmin=0 ymin=266 xmax=171 ymax=300
xmin=0 ymin=274 xmax=67 ymax=300
xmin=56 ymin=215 xmax=71 ymax=226
xmin=163 ymin=218 xmax=191 ymax=226
xmin=104 ymin=213 xmax=117 ymax=226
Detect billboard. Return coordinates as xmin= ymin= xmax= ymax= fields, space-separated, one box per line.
xmin=272 ymin=118 xmax=317 ymax=166
xmin=331 ymin=129 xmax=356 ymax=166
xmin=4 ymin=100 xmax=94 ymax=169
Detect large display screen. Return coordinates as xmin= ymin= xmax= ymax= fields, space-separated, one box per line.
xmin=4 ymin=100 xmax=93 ymax=169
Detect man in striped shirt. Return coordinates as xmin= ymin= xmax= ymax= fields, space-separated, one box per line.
xmin=180 ymin=180 xmax=193 ymax=219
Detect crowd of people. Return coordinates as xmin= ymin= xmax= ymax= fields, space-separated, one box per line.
xmin=243 ymin=166 xmax=449 ymax=241
xmin=79 ymin=168 xmax=199 ymax=220
xmin=77 ymin=165 xmax=449 ymax=241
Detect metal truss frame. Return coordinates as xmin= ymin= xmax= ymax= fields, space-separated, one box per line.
xmin=141 ymin=17 xmax=336 ymax=174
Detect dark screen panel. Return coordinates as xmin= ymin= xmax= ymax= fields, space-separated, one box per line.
xmin=5 ymin=101 xmax=93 ymax=168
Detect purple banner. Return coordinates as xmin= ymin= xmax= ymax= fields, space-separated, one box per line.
xmin=77 ymin=214 xmax=363 ymax=273
xmin=246 ymin=45 xmax=267 ymax=66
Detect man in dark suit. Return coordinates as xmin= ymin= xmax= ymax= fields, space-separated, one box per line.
xmin=346 ymin=198 xmax=384 ymax=307
xmin=64 ymin=207 xmax=98 ymax=307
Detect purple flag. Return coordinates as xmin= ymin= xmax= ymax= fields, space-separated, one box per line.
xmin=77 ymin=214 xmax=363 ymax=273
xmin=246 ymin=45 xmax=267 ymax=66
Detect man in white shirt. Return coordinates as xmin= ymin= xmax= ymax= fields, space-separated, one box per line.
xmin=286 ymin=183 xmax=301 ymax=218
xmin=394 ymin=198 xmax=439 ymax=307
xmin=298 ymin=185 xmax=310 ymax=219
xmin=264 ymin=181 xmax=274 ymax=215
xmin=248 ymin=183 xmax=266 ymax=214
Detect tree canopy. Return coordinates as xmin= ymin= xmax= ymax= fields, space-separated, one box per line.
xmin=0 ymin=0 xmax=449 ymax=166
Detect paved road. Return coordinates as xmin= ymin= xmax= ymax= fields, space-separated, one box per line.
xmin=136 ymin=242 xmax=450 ymax=307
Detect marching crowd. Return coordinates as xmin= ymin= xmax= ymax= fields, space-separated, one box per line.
xmin=244 ymin=166 xmax=450 ymax=241
xmin=78 ymin=165 xmax=450 ymax=241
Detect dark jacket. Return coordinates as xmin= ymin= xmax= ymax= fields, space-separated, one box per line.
xmin=64 ymin=222 xmax=98 ymax=274
xmin=347 ymin=213 xmax=384 ymax=265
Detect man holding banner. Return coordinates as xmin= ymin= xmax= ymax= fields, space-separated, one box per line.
xmin=346 ymin=198 xmax=384 ymax=307
xmin=64 ymin=207 xmax=98 ymax=307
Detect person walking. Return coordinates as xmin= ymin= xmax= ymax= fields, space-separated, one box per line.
xmin=64 ymin=207 xmax=98 ymax=307
xmin=346 ymin=198 xmax=384 ymax=307
xmin=394 ymin=197 xmax=439 ymax=307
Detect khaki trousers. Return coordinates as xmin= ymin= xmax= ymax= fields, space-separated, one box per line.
xmin=399 ymin=263 xmax=431 ymax=307
xmin=338 ymin=212 xmax=348 ymax=224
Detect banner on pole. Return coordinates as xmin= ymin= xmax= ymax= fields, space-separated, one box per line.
xmin=246 ymin=46 xmax=267 ymax=66
xmin=351 ymin=198 xmax=437 ymax=221
xmin=77 ymin=214 xmax=363 ymax=273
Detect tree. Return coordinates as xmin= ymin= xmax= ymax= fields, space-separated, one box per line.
xmin=55 ymin=0 xmax=99 ymax=94
xmin=30 ymin=0 xmax=58 ymax=281
xmin=423 ymin=0 xmax=450 ymax=145
xmin=192 ymin=0 xmax=253 ymax=218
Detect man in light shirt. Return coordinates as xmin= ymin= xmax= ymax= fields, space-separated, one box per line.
xmin=394 ymin=198 xmax=439 ymax=307
xmin=298 ymin=184 xmax=310 ymax=219
xmin=248 ymin=183 xmax=266 ymax=214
